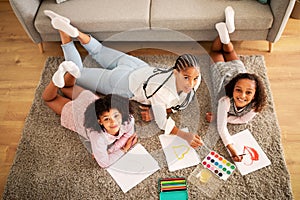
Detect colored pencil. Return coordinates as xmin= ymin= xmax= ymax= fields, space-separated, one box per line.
xmin=161 ymin=186 xmax=187 ymax=192
xmin=160 ymin=180 xmax=186 ymax=184
xmin=161 ymin=183 xmax=186 ymax=187
xmin=160 ymin=177 xmax=185 ymax=181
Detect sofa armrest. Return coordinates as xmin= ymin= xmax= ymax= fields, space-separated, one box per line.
xmin=9 ymin=0 xmax=42 ymax=44
xmin=267 ymin=0 xmax=296 ymax=43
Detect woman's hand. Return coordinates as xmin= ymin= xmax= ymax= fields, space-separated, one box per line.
xmin=227 ymin=144 xmax=243 ymax=162
xmin=176 ymin=130 xmax=203 ymax=149
xmin=122 ymin=133 xmax=138 ymax=152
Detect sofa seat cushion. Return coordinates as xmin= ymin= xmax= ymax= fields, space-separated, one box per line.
xmin=35 ymin=0 xmax=151 ymax=35
xmin=151 ymin=0 xmax=273 ymax=31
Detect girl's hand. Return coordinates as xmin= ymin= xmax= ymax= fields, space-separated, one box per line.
xmin=139 ymin=105 xmax=153 ymax=122
xmin=189 ymin=134 xmax=203 ymax=149
xmin=176 ymin=130 xmax=203 ymax=149
xmin=232 ymin=154 xmax=243 ymax=162
xmin=227 ymin=144 xmax=243 ymax=162
xmin=206 ymin=112 xmax=214 ymax=123
xmin=166 ymin=108 xmax=172 ymax=114
xmin=122 ymin=133 xmax=138 ymax=152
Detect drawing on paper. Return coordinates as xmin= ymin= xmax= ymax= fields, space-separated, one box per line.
xmin=230 ymin=129 xmax=271 ymax=176
xmin=243 ymin=145 xmax=259 ymax=166
xmin=172 ymin=145 xmax=190 ymax=160
xmin=159 ymin=134 xmax=200 ymax=172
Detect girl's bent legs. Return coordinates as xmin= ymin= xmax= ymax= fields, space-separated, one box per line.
xmin=222 ymin=42 xmax=239 ymax=62
xmin=61 ymin=85 xmax=85 ymax=100
xmin=82 ymin=37 xmax=148 ymax=70
xmin=42 ymin=81 xmax=70 ymax=115
xmin=64 ymin=73 xmax=76 ymax=87
xmin=76 ymin=67 xmax=133 ymax=98
xmin=59 ymin=30 xmax=81 ymax=68
xmin=60 ymin=39 xmax=84 ymax=71
xmin=210 ymin=36 xmax=225 ymax=63
xmin=42 ymin=81 xmax=59 ymax=102
xmin=59 ymin=30 xmax=72 ymax=45
xmin=76 ymin=68 xmax=114 ymax=95
xmin=44 ymin=95 xmax=70 ymax=115
xmin=77 ymin=31 xmax=91 ymax=45
xmin=76 ymin=68 xmax=103 ymax=92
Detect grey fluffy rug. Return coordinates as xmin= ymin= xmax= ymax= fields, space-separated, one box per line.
xmin=3 ymin=55 xmax=293 ymax=199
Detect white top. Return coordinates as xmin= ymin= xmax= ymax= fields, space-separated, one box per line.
xmin=217 ymin=96 xmax=256 ymax=146
xmin=129 ymin=67 xmax=201 ymax=134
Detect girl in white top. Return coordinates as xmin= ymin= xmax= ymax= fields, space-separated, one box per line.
xmin=44 ymin=10 xmax=203 ymax=148
xmin=42 ymin=62 xmax=138 ymax=168
xmin=207 ymin=7 xmax=267 ymax=162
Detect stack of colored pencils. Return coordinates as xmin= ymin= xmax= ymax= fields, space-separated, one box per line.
xmin=159 ymin=177 xmax=187 ymax=192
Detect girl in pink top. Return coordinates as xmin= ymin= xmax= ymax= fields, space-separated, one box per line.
xmin=206 ymin=7 xmax=267 ymax=162
xmin=42 ymin=61 xmax=138 ymax=168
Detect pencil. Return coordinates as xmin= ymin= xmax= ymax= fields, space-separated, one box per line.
xmin=160 ymin=177 xmax=185 ymax=181
xmin=161 ymin=183 xmax=186 ymax=188
xmin=160 ymin=180 xmax=186 ymax=184
xmin=161 ymin=186 xmax=187 ymax=192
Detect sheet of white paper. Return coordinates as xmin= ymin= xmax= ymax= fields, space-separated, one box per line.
xmin=230 ymin=129 xmax=271 ymax=176
xmin=106 ymin=144 xmax=160 ymax=193
xmin=159 ymin=134 xmax=200 ymax=172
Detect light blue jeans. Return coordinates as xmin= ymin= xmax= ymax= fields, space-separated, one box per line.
xmin=61 ymin=37 xmax=149 ymax=97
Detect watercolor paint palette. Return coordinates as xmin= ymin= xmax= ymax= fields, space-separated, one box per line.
xmin=201 ymin=151 xmax=236 ymax=181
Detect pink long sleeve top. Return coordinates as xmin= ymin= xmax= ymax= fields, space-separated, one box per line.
xmin=89 ymin=118 xmax=135 ymax=168
xmin=60 ymin=90 xmax=135 ymax=168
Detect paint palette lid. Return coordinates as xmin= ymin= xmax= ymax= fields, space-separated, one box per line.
xmin=201 ymin=151 xmax=236 ymax=181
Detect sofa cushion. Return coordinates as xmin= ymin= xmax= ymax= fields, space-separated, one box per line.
xmin=35 ymin=0 xmax=151 ymax=35
xmin=151 ymin=0 xmax=273 ymax=31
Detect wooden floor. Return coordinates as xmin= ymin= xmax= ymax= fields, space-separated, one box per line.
xmin=1 ymin=1 xmax=300 ymax=199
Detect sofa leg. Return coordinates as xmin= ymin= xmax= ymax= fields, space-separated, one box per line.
xmin=38 ymin=43 xmax=44 ymax=53
xmin=268 ymin=42 xmax=273 ymax=53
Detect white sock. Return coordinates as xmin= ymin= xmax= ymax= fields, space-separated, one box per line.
xmin=215 ymin=22 xmax=230 ymax=44
xmin=61 ymin=61 xmax=81 ymax=78
xmin=225 ymin=6 xmax=235 ymax=33
xmin=44 ymin=10 xmax=70 ymax=23
xmin=52 ymin=64 xmax=66 ymax=88
xmin=51 ymin=18 xmax=79 ymax=38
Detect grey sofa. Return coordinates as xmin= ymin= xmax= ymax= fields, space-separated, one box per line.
xmin=10 ymin=0 xmax=295 ymax=52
